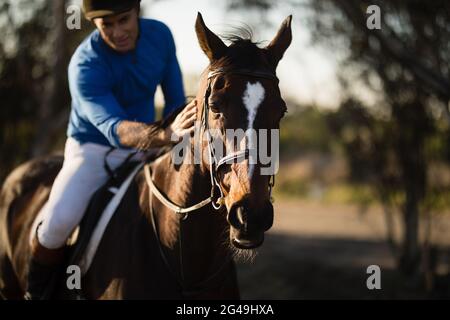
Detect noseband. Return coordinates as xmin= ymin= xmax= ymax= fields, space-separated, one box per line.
xmin=144 ymin=68 xmax=279 ymax=217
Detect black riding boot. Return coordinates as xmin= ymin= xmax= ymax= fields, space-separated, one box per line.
xmin=24 ymin=234 xmax=65 ymax=300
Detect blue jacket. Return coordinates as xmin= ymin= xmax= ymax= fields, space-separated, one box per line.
xmin=67 ymin=18 xmax=185 ymax=148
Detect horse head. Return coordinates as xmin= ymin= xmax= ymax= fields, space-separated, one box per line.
xmin=194 ymin=13 xmax=292 ymax=250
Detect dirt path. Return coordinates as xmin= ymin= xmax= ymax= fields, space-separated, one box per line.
xmin=235 ymin=198 xmax=450 ymax=299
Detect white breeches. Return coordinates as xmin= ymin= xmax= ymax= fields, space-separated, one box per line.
xmin=37 ymin=137 xmax=144 ymax=249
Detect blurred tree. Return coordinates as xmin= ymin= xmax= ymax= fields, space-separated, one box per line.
xmin=0 ymin=0 xmax=93 ymax=181
xmin=30 ymin=0 xmax=66 ymax=156
xmin=309 ymin=0 xmax=450 ymax=280
xmin=227 ymin=0 xmax=450 ymax=282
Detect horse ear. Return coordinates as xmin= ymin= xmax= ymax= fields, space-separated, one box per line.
xmin=266 ymin=15 xmax=293 ymax=68
xmin=195 ymin=12 xmax=227 ymax=62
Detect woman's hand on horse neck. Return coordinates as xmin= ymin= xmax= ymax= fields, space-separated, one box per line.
xmin=117 ymin=99 xmax=198 ymax=150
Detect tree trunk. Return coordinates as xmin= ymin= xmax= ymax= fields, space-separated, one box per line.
xmin=399 ymin=184 xmax=421 ymax=275
xmin=396 ymin=103 xmax=427 ymax=276
xmin=31 ymin=0 xmax=67 ymax=157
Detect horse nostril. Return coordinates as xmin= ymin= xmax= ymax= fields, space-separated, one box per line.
xmin=236 ymin=207 xmax=246 ymax=225
xmin=228 ymin=205 xmax=248 ymax=230
xmin=228 ymin=201 xmax=273 ymax=232
xmin=262 ymin=202 xmax=274 ymax=231
xmin=227 ymin=206 xmax=241 ymax=229
xmin=263 ymin=214 xmax=273 ymax=231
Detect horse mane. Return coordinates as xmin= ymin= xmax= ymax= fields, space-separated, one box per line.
xmin=211 ymin=27 xmax=271 ymax=72
xmin=221 ymin=25 xmax=254 ymax=45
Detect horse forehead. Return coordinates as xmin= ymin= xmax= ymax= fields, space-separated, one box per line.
xmin=242 ymin=81 xmax=265 ymax=116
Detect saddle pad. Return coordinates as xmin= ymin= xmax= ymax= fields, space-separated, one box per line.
xmin=78 ymin=162 xmax=144 ymax=275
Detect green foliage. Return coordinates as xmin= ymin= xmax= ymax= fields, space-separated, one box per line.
xmin=277 ymin=102 xmax=450 ymax=212
xmin=280 ymin=106 xmax=337 ymax=155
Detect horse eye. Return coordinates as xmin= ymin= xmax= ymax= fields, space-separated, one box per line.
xmin=213 ymin=76 xmax=225 ymax=90
xmin=208 ymin=91 xmax=226 ymax=113
xmin=209 ymin=103 xmax=221 ymax=114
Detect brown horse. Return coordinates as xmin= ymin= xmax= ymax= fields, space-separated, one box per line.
xmin=0 ymin=13 xmax=292 ymax=299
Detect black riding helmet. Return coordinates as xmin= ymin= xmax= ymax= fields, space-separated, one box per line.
xmin=83 ymin=0 xmax=141 ymax=20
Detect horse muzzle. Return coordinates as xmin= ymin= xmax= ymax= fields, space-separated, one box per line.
xmin=227 ymin=201 xmax=274 ymax=249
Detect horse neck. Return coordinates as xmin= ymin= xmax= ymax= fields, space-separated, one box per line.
xmin=149 ymin=144 xmax=230 ymax=287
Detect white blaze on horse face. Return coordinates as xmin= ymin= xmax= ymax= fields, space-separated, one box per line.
xmin=242 ymin=81 xmax=265 ymax=179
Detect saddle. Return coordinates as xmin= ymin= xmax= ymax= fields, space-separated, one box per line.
xmin=67 ymin=159 xmax=141 ymax=269
xmin=67 ymin=146 xmax=171 ymax=270
xmin=33 ymin=147 xmax=170 ymax=299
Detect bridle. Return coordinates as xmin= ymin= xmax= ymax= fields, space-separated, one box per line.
xmin=144 ymin=68 xmax=279 ymax=218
